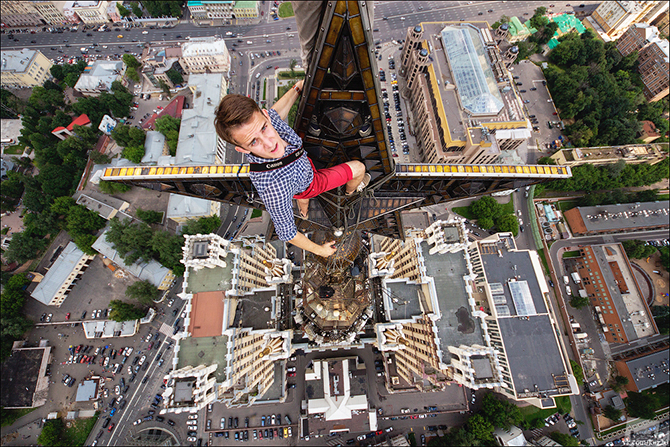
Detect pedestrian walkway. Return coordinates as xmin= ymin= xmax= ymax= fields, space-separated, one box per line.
xmin=158 ymin=322 xmax=175 ymax=338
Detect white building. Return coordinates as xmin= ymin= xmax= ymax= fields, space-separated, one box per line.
xmin=180 ymin=37 xmax=231 ymax=74
xmin=65 ymin=0 xmax=111 ymax=25
xmin=73 ymin=60 xmax=125 ymax=96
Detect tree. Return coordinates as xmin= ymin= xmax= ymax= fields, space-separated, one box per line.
xmin=181 ymin=215 xmax=222 ymax=235
xmin=3 ymin=231 xmax=49 ymax=264
xmin=136 ymin=208 xmax=163 ymax=224
xmin=166 ymin=69 xmax=183 ymax=86
xmin=570 ymin=295 xmax=589 ymax=309
xmin=126 ymin=280 xmax=160 ymax=305
xmin=603 ymin=405 xmax=622 ymax=421
xmin=109 ymin=300 xmax=146 ymax=322
xmin=158 ymin=80 xmax=171 ymax=99
xmin=105 ymin=218 xmax=156 ymax=264
xmin=154 ymin=115 xmax=180 ymax=155
xmin=37 ymin=418 xmax=64 ymax=446
xmin=538 ymin=156 xmax=557 ymax=165
xmin=150 ymin=231 xmax=186 ymax=276
xmin=117 ymin=3 xmax=131 ymax=17
xmin=123 ymin=54 xmax=142 ymax=69
xmin=570 ymin=359 xmax=584 ymax=386
xmin=98 ymin=180 xmax=132 ymax=195
xmin=290 ymin=59 xmax=297 ymax=77
xmin=466 ymin=414 xmax=493 ymax=441
xmin=622 ymin=240 xmax=657 ymax=259
xmin=494 ymin=213 xmax=519 ymax=236
xmin=121 ymin=145 xmax=145 ymax=163
xmin=549 ymin=431 xmax=579 ymax=447
xmin=125 ymin=67 xmax=140 ymax=83
xmin=90 ymin=151 xmax=111 ymax=165
xmin=130 ymin=1 xmax=143 ymax=17
xmin=626 ymin=391 xmax=658 ymax=419
xmin=477 ymin=216 xmax=494 ymax=230
xmin=659 ymin=246 xmax=670 ymax=272
xmin=66 ymin=205 xmax=106 ymax=241
xmin=480 ymin=393 xmax=523 ymax=430
xmin=50 ymin=64 xmax=64 ymax=81
xmin=469 ymin=196 xmax=502 ymax=220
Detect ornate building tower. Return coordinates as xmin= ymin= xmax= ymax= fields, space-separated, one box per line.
xmin=401 ymin=25 xmax=425 ymax=77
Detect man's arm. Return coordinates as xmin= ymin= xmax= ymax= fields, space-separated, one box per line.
xmin=289 ymin=232 xmax=337 ymax=258
xmin=272 ymin=80 xmax=304 ymax=121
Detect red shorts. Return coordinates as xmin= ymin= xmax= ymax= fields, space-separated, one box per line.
xmin=293 ymin=158 xmax=353 ymax=199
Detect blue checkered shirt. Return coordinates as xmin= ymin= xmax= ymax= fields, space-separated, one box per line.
xmin=245 ymin=108 xmax=313 ymax=241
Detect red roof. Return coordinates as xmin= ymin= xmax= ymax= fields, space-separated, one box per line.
xmin=67 ymin=114 xmax=91 ymax=131
xmin=52 ymin=126 xmax=67 ymax=133
xmin=142 ymin=96 xmax=184 ymax=131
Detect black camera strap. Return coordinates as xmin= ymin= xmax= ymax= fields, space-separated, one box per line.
xmin=248 ymin=147 xmax=305 ymax=172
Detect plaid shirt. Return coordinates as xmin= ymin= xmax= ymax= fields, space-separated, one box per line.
xmin=245 ymin=108 xmax=313 ymax=241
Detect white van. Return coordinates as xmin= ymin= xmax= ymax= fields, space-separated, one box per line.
xmin=255 ymin=73 xmax=261 ymax=79
xmin=246 ymin=40 xmax=253 ymax=45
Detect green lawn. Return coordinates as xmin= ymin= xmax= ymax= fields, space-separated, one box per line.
xmin=562 ymin=250 xmax=580 ymax=258
xmin=263 ymin=79 xmax=267 ymax=101
xmin=557 ymin=200 xmax=579 ymax=212
xmin=501 ymin=200 xmax=514 ymax=215
xmin=3 ymin=143 xmax=26 ymax=155
xmin=1 ymin=407 xmax=36 ymax=427
xmin=278 ymin=2 xmax=294 ymax=18
xmin=452 ymin=206 xmax=475 ymax=220
xmin=63 ymin=412 xmax=99 ymax=446
xmin=251 ymin=209 xmax=262 ymax=219
xmin=658 ymin=194 xmax=669 ymax=200
xmin=520 ymin=396 xmax=572 ymax=428
xmin=277 ymin=70 xmax=305 ymax=80
xmin=537 ymin=248 xmax=550 ymax=273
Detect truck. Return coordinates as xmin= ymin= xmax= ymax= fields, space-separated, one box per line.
xmin=570 ymin=322 xmax=581 ymax=329
xmin=574 ymin=332 xmax=588 ymax=340
xmin=563 ymin=275 xmax=570 ymax=285
xmin=570 ymin=272 xmax=581 ymax=284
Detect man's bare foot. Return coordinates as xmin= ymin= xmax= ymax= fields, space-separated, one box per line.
xmin=297 ymin=198 xmax=310 ymax=218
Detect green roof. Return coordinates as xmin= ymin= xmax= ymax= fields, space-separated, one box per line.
xmin=524 ymin=20 xmax=538 ymax=34
xmin=547 ymin=38 xmax=561 ymax=49
xmin=508 ymin=16 xmax=530 ymax=37
xmin=234 ymin=0 xmax=257 ymax=8
xmin=552 ymin=13 xmax=586 ymax=35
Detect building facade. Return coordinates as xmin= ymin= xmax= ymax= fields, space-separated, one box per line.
xmin=73 ymin=60 xmax=125 ymax=96
xmin=187 ymin=0 xmax=234 ymax=25
xmin=0 ymin=1 xmax=45 ymax=27
xmin=0 ymin=49 xmax=53 ymax=88
xmin=233 ymin=1 xmax=259 ymax=18
xmin=550 ymin=143 xmax=666 ymax=167
xmin=180 ymin=37 xmax=231 ymax=74
xmin=32 ymin=1 xmax=71 ymax=26
xmin=69 ymin=0 xmax=111 ymax=25
xmin=616 ymin=23 xmax=669 ymax=102
xmin=591 ymin=0 xmax=669 ymax=40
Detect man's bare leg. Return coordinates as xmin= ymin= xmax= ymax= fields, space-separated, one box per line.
xmin=344 ymin=160 xmax=367 ymax=194
xmin=297 ymin=198 xmax=310 ymax=218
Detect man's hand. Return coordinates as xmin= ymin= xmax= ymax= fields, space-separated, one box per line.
xmin=316 ymin=241 xmax=338 ymax=257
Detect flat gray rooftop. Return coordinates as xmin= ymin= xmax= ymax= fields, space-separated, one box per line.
xmin=176 ymin=335 xmax=229 ymax=382
xmin=235 ymin=290 xmax=275 ymax=331
xmin=481 ymin=248 xmax=547 ymax=316
xmin=590 ymin=245 xmax=637 ymax=341
xmin=422 ymin=242 xmax=484 ymax=352
xmin=625 ymin=349 xmax=670 ymax=392
xmin=185 ymin=252 xmax=234 ymax=294
xmin=498 ymin=315 xmax=566 ymax=393
xmin=577 ymin=201 xmax=669 ymax=232
xmin=387 ymin=281 xmax=423 ymax=320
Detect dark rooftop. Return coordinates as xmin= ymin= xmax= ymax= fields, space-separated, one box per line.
xmin=1 ymin=349 xmax=44 ymax=408
xmin=497 ymin=315 xmax=566 ymax=393
xmin=625 ymin=349 xmax=670 ymax=392
xmin=235 ymin=290 xmax=275 ymax=330
xmin=577 ymin=201 xmax=669 ymax=233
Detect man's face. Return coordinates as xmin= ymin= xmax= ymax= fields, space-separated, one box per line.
xmin=231 ymin=109 xmax=287 ymax=160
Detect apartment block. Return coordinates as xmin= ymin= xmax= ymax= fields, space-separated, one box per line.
xmin=0 ymin=1 xmax=44 ymax=27
xmin=550 ymin=143 xmax=666 ymax=167
xmin=66 ymin=0 xmax=111 ymax=25
xmin=180 ymin=37 xmax=231 ymax=74
xmin=32 ymin=1 xmax=73 ymax=26
xmin=141 ymin=45 xmax=183 ymax=88
xmin=73 ymin=60 xmax=125 ymax=96
xmin=187 ymin=0 xmax=234 ymax=25
xmin=233 ymin=1 xmax=259 ymax=18
xmin=0 ymin=48 xmax=53 ymax=88
xmin=400 ymin=22 xmax=530 ymax=165
xmin=616 ymin=23 xmax=669 ymax=102
xmin=30 ymin=242 xmax=95 ymax=307
xmin=591 ymin=0 xmax=669 ymax=40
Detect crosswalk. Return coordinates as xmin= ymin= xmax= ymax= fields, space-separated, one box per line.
xmin=158 ymin=322 xmax=175 ymax=338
